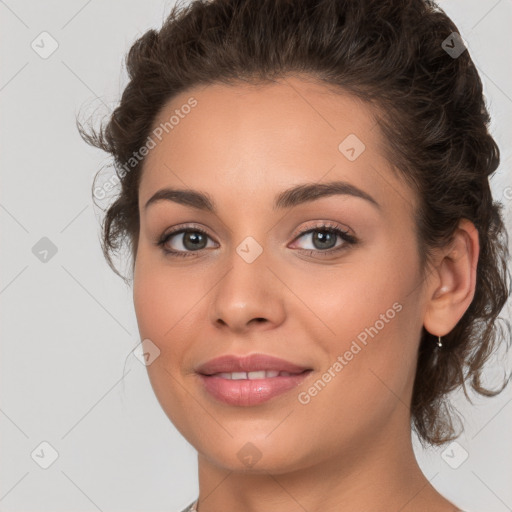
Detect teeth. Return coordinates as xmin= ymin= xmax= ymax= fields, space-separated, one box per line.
xmin=214 ymin=370 xmax=296 ymax=380
xmin=247 ymin=370 xmax=267 ymax=379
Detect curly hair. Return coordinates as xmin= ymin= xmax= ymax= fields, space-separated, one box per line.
xmin=77 ymin=0 xmax=511 ymax=446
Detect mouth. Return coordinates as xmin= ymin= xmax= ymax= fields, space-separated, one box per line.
xmin=201 ymin=369 xmax=311 ymax=379
xmin=194 ymin=353 xmax=313 ymax=406
xmin=195 ymin=352 xmax=312 ymax=376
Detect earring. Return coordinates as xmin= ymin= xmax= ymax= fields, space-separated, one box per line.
xmin=437 ymin=336 xmax=443 ymax=348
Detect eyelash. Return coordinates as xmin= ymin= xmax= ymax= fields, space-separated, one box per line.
xmin=155 ymin=222 xmax=358 ymax=259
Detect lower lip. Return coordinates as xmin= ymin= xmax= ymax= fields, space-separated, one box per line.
xmin=198 ymin=371 xmax=312 ymax=406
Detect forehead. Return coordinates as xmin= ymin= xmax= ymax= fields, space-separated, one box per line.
xmin=138 ymin=76 xmax=414 ymax=215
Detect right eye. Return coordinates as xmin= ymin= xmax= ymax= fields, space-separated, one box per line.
xmin=157 ymin=226 xmax=218 ymax=257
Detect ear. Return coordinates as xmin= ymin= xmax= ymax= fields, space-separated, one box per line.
xmin=423 ymin=218 xmax=480 ymax=337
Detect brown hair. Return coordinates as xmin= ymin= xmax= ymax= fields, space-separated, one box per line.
xmin=78 ymin=0 xmax=511 ymax=446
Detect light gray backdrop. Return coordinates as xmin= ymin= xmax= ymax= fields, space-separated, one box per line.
xmin=1 ymin=1 xmax=511 ymax=511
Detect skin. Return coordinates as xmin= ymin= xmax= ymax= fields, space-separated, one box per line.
xmin=133 ymin=75 xmax=479 ymax=512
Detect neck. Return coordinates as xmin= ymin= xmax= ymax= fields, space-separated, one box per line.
xmin=194 ymin=409 xmax=459 ymax=512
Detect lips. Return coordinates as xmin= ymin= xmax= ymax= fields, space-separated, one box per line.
xmin=195 ymin=353 xmax=313 ymax=406
xmin=195 ymin=353 xmax=312 ymax=376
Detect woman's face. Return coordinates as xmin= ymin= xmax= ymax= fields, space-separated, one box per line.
xmin=133 ymin=76 xmax=429 ymax=472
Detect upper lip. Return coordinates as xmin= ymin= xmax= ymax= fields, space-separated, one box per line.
xmin=195 ymin=353 xmax=312 ymax=375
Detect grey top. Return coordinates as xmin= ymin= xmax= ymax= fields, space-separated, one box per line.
xmin=179 ymin=499 xmax=197 ymax=512
xmin=179 ymin=498 xmax=469 ymax=511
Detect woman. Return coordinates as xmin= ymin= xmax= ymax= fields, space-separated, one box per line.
xmin=79 ymin=0 xmax=511 ymax=510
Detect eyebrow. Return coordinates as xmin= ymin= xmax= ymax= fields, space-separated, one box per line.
xmin=144 ymin=180 xmax=380 ymax=213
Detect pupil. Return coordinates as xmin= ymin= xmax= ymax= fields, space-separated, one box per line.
xmin=184 ymin=232 xmax=206 ymax=250
xmin=313 ymin=230 xmax=335 ymax=250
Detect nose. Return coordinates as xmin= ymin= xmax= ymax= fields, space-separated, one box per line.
xmin=208 ymin=246 xmax=286 ymax=334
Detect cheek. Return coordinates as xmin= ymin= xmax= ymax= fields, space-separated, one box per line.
xmin=132 ymin=259 xmax=200 ymax=431
xmin=133 ymin=253 xmax=201 ymax=342
xmin=133 ymin=267 xmax=169 ymax=341
xmin=132 ymin=254 xmax=214 ymax=394
xmin=288 ymin=237 xmax=420 ymax=340
xmin=290 ymin=238 xmax=423 ymax=392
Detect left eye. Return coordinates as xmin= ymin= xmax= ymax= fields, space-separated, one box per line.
xmin=292 ymin=226 xmax=356 ymax=252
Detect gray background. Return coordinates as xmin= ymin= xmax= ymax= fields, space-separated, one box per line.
xmin=1 ymin=1 xmax=511 ymax=511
